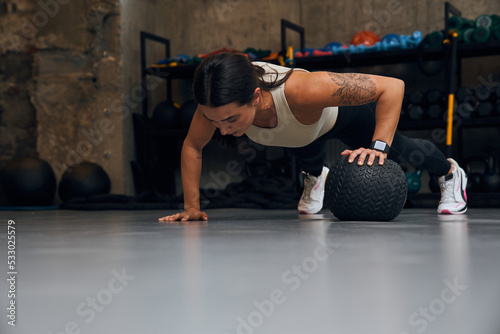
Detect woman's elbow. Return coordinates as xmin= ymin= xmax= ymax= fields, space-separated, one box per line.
xmin=393 ymin=78 xmax=405 ymax=98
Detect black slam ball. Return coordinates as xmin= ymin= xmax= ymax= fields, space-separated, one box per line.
xmin=151 ymin=101 xmax=179 ymax=130
xmin=58 ymin=162 xmax=111 ymax=202
xmin=178 ymin=99 xmax=198 ymax=128
xmin=0 ymin=156 xmax=57 ymax=206
xmin=325 ymin=156 xmax=407 ymax=221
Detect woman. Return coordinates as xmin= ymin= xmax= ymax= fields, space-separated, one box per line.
xmin=159 ymin=53 xmax=467 ymax=222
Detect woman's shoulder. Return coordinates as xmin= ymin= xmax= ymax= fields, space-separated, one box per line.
xmin=253 ymin=61 xmax=308 ymax=74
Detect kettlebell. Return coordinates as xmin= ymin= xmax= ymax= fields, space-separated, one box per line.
xmin=463 ymin=156 xmax=486 ymax=193
xmin=480 ymin=151 xmax=500 ymax=192
xmin=405 ymin=169 xmax=422 ymax=194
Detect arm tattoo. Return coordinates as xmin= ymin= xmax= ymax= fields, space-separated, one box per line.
xmin=328 ymin=73 xmax=376 ymax=105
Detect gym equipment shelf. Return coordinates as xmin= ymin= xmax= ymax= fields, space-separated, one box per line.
xmin=143 ymin=40 xmax=500 ymax=80
xmin=293 ymin=40 xmax=500 ymax=70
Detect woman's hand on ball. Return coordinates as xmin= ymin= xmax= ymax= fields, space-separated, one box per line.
xmin=158 ymin=208 xmax=209 ymax=222
xmin=341 ymin=148 xmax=387 ymax=166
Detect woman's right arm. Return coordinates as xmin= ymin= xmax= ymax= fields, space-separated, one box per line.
xmin=158 ymin=108 xmax=216 ymax=222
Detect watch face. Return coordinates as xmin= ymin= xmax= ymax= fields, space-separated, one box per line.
xmin=374 ymin=141 xmax=387 ymax=151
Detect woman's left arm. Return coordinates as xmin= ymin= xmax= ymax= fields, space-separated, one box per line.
xmin=286 ymin=71 xmax=405 ymax=165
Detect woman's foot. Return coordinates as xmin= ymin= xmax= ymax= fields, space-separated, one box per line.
xmin=298 ymin=166 xmax=329 ymax=214
xmin=437 ymin=158 xmax=468 ymax=214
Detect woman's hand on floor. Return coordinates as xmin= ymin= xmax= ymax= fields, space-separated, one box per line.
xmin=158 ymin=208 xmax=208 ymax=222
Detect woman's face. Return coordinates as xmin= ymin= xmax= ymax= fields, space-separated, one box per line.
xmin=200 ymin=101 xmax=256 ymax=137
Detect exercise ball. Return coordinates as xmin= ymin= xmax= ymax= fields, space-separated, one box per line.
xmin=58 ymin=162 xmax=111 ymax=202
xmin=0 ymin=156 xmax=56 ymax=206
xmin=325 ymin=156 xmax=407 ymax=221
xmin=151 ymin=101 xmax=179 ymax=129
xmin=350 ymin=31 xmax=381 ymax=46
xmin=381 ymin=33 xmax=400 ymax=45
xmin=178 ymin=99 xmax=198 ymax=128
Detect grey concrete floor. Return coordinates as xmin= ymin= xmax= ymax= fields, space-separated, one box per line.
xmin=1 ymin=208 xmax=500 ymax=334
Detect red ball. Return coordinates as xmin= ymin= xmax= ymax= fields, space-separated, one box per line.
xmin=350 ymin=31 xmax=381 ymax=46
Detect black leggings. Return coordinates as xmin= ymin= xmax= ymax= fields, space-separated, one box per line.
xmin=285 ymin=103 xmax=451 ymax=177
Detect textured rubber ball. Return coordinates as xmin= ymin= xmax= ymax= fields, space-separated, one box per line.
xmin=325 ymin=156 xmax=407 ymax=221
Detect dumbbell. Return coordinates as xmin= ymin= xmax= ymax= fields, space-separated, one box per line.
xmin=456 ymin=102 xmax=475 ymax=118
xmin=480 ymin=151 xmax=500 ymax=192
xmin=426 ymin=89 xmax=444 ymax=104
xmin=475 ymin=85 xmax=496 ymax=117
xmin=427 ymin=104 xmax=444 ymax=119
xmin=409 ymin=91 xmax=425 ymax=106
xmin=463 ymin=156 xmax=486 ymax=192
xmin=407 ymin=105 xmax=425 ymax=120
xmin=424 ymin=89 xmax=445 ymax=119
xmin=475 ymin=85 xmax=493 ymax=101
xmin=455 ymin=86 xmax=480 ymax=118
xmin=456 ymin=87 xmax=473 ymax=103
xmin=477 ymin=102 xmax=494 ymax=117
xmin=405 ymin=91 xmax=425 ymax=120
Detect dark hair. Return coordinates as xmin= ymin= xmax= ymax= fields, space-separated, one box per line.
xmin=193 ymin=52 xmax=293 ymax=107
xmin=193 ymin=53 xmax=293 ymax=149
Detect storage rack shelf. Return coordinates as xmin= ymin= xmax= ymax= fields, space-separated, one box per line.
xmin=143 ymin=40 xmax=500 ymax=79
xmin=136 ymin=8 xmax=500 ymax=201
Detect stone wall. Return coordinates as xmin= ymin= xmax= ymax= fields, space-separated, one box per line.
xmin=0 ymin=1 xmax=37 ymax=165
xmin=1 ymin=0 xmax=127 ymax=197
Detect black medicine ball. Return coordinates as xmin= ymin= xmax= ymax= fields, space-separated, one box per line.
xmin=325 ymin=156 xmax=407 ymax=221
xmin=58 ymin=162 xmax=111 ymax=202
xmin=0 ymin=156 xmax=56 ymax=206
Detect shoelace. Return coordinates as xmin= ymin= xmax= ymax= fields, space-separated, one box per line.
xmin=440 ymin=178 xmax=455 ymax=203
xmin=301 ymin=172 xmax=317 ymax=201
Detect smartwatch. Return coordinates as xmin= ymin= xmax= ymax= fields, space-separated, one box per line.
xmin=370 ymin=140 xmax=390 ymax=154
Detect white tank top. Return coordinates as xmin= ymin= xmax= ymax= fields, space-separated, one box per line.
xmin=245 ymin=62 xmax=338 ymax=148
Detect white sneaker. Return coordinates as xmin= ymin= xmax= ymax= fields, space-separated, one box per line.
xmin=298 ymin=166 xmax=329 ymax=214
xmin=437 ymin=158 xmax=468 ymax=214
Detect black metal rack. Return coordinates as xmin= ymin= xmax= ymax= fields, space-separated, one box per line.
xmin=134 ymin=5 xmax=500 ymax=199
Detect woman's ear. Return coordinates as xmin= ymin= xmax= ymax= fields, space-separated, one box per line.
xmin=252 ymin=87 xmax=262 ymax=106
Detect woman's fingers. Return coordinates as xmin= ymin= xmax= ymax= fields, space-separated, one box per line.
xmin=158 ymin=211 xmax=209 ymax=222
xmin=343 ymin=148 xmax=386 ymax=166
xmin=158 ymin=213 xmax=182 ymax=222
xmin=355 ymin=150 xmax=368 ymax=165
xmin=340 ymin=149 xmax=352 ymax=156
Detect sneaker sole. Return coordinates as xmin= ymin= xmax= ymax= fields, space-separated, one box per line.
xmin=438 ymin=205 xmax=468 ymax=215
